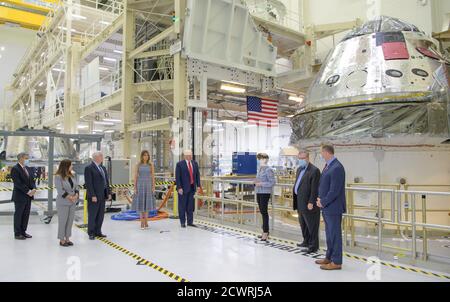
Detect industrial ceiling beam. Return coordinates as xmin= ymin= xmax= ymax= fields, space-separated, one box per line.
xmin=127 ymin=117 xmax=173 ymax=132
xmin=0 ymin=6 xmax=46 ymax=30
xmin=133 ymin=48 xmax=170 ymax=59
xmin=1 ymin=0 xmax=53 ymax=14
xmin=78 ymin=89 xmax=123 ymax=118
xmin=128 ymin=25 xmax=174 ymax=59
xmin=80 ymin=13 xmax=124 ymax=61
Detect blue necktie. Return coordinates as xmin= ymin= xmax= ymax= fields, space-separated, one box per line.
xmin=97 ymin=165 xmax=107 ymax=188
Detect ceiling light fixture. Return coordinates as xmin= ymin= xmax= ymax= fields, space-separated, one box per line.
xmin=94 ymin=121 xmax=114 ymax=126
xmin=71 ymin=14 xmax=87 ymax=20
xmin=289 ymin=95 xmax=304 ymax=103
xmin=113 ymin=50 xmax=123 ymax=54
xmin=103 ymin=118 xmax=121 ymax=123
xmin=103 ymin=57 xmax=117 ymax=62
xmin=220 ymin=83 xmax=246 ymax=94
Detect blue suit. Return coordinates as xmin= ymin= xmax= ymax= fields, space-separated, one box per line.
xmin=175 ymin=160 xmax=201 ymax=225
xmin=318 ymin=158 xmax=346 ymax=265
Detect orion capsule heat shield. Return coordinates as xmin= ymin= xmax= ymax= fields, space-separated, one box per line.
xmin=291 ymin=16 xmax=450 ymax=147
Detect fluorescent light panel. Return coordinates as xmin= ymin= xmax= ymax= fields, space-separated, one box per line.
xmin=103 ymin=118 xmax=121 ymax=123
xmin=220 ymin=83 xmax=246 ymax=94
xmin=289 ymin=95 xmax=304 ymax=103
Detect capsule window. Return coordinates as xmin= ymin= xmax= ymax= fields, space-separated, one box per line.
xmin=386 ymin=69 xmax=403 ymax=78
xmin=412 ymin=68 xmax=429 ymax=77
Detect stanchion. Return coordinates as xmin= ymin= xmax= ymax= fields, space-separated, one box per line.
xmin=170 ymin=185 xmax=179 ymax=219
xmin=77 ymin=191 xmax=88 ymax=228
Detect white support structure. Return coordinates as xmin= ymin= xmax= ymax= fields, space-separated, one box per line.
xmin=128 ymin=117 xmax=173 ymax=132
xmin=183 ymin=0 xmax=277 ymax=77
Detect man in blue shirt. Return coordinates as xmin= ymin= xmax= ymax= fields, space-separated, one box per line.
xmin=316 ymin=145 xmax=346 ymax=270
xmin=292 ymin=150 xmax=321 ymax=253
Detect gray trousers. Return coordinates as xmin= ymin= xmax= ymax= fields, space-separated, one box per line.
xmin=57 ymin=203 xmax=76 ymax=240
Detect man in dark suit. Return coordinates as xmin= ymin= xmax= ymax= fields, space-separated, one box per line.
xmin=316 ymin=145 xmax=346 ymax=270
xmin=84 ymin=151 xmax=111 ymax=240
xmin=175 ymin=150 xmax=201 ymax=228
xmin=11 ymin=152 xmax=36 ymax=240
xmin=292 ymin=150 xmax=321 ymax=253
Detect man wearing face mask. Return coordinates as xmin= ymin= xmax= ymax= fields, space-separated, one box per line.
xmin=292 ymin=150 xmax=321 ymax=253
xmin=11 ymin=153 xmax=37 ymax=240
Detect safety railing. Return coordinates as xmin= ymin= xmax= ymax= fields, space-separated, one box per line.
xmin=193 ymin=178 xmax=450 ymax=262
xmin=80 ymin=71 xmax=122 ymax=107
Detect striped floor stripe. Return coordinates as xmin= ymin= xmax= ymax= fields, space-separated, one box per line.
xmin=75 ymin=225 xmax=188 ymax=282
xmin=195 ymin=220 xmax=450 ymax=281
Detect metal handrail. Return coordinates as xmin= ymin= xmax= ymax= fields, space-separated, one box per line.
xmin=193 ymin=178 xmax=450 ymax=262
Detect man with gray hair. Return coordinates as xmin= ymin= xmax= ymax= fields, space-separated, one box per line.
xmin=84 ymin=151 xmax=111 ymax=240
xmin=11 ymin=152 xmax=36 ymax=240
xmin=175 ymin=150 xmax=201 ymax=228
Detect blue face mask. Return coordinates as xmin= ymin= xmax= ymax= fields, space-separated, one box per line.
xmin=298 ymin=159 xmax=308 ymax=168
xmin=24 ymin=159 xmax=30 ymax=166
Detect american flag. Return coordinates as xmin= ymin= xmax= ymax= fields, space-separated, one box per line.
xmin=246 ymin=96 xmax=279 ymax=127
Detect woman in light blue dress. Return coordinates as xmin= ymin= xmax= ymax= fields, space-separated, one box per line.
xmin=132 ymin=150 xmax=156 ymax=230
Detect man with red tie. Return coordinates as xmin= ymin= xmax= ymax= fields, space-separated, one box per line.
xmin=316 ymin=145 xmax=346 ymax=270
xmin=11 ymin=152 xmax=37 ymax=240
xmin=175 ymin=150 xmax=201 ymax=228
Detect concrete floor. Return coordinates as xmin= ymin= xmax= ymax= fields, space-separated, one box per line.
xmin=0 ymin=209 xmax=448 ymax=282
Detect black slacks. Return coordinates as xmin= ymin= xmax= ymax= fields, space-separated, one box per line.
xmin=88 ymin=199 xmax=106 ymax=236
xmin=257 ymin=194 xmax=271 ymax=233
xmin=298 ymin=209 xmax=320 ymax=251
xmin=14 ymin=200 xmax=31 ymax=236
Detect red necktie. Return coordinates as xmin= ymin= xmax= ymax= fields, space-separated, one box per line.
xmin=188 ymin=161 xmax=194 ymax=185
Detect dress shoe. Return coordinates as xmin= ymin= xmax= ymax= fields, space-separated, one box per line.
xmin=23 ymin=233 xmax=32 ymax=239
xmin=320 ymin=262 xmax=342 ymax=270
xmin=181 ymin=224 xmax=186 ymax=228
xmin=96 ymin=234 xmax=107 ymax=238
xmin=301 ymin=248 xmax=318 ymax=254
xmin=15 ymin=235 xmax=26 ymax=240
xmin=315 ymin=258 xmax=331 ymax=265
xmin=297 ymin=242 xmax=308 ymax=248
xmin=59 ymin=241 xmax=69 ymax=247
xmin=66 ymin=241 xmax=74 ymax=246
xmin=89 ymin=235 xmax=95 ymax=240
xmin=187 ymin=224 xmax=197 ymax=228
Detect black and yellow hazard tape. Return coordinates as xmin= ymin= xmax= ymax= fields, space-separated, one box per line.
xmin=0 ymin=177 xmax=48 ymax=182
xmin=75 ymin=225 xmax=188 ymax=282
xmin=195 ymin=220 xmax=450 ymax=281
xmin=0 ymin=186 xmax=54 ymax=192
xmin=0 ymin=182 xmax=175 ymax=192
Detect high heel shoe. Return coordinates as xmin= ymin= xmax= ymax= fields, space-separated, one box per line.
xmin=260 ymin=233 xmax=270 ymax=241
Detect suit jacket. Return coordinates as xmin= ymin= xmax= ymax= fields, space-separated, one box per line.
xmin=84 ymin=162 xmax=111 ymax=201
xmin=292 ymin=163 xmax=321 ymax=212
xmin=175 ymin=160 xmax=201 ymax=193
xmin=55 ymin=175 xmax=79 ymax=206
xmin=11 ymin=163 xmax=36 ymax=203
xmin=318 ymin=159 xmax=346 ymax=215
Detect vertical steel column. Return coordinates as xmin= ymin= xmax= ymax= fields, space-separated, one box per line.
xmin=411 ymin=194 xmax=417 ymax=259
xmin=421 ymin=195 xmax=428 ymax=261
xmin=47 ymin=136 xmax=54 ymax=215
xmin=377 ymin=191 xmax=382 ymax=256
